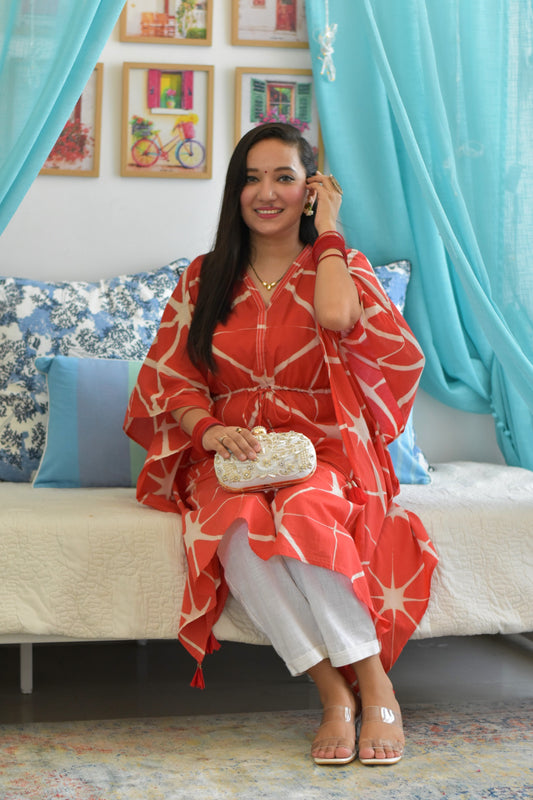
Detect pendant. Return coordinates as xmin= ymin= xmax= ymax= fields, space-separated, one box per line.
xmin=262 ymin=279 xmax=279 ymax=291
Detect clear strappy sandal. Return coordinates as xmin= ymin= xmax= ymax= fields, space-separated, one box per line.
xmin=311 ymin=705 xmax=359 ymax=766
xmin=358 ymin=705 xmax=404 ymax=766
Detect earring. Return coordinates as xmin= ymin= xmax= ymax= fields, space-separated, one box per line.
xmin=303 ymin=201 xmax=314 ymax=217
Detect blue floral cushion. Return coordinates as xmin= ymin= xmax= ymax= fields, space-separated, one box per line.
xmin=0 ymin=260 xmax=189 ymax=481
xmin=374 ymin=260 xmax=431 ymax=485
xmin=373 ymin=259 xmax=411 ymax=313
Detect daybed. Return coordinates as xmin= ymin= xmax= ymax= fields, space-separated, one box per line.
xmin=1 ymin=261 xmax=532 ymax=694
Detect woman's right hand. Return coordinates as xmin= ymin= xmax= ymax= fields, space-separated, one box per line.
xmin=203 ymin=425 xmax=261 ymax=461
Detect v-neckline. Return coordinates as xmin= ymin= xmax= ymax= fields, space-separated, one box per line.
xmin=245 ymin=245 xmax=309 ymax=309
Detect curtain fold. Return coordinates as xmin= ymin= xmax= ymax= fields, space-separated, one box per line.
xmin=305 ymin=0 xmax=533 ymax=469
xmin=0 ymin=0 xmax=125 ymax=237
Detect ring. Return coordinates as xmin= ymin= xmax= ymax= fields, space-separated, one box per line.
xmin=329 ymin=175 xmax=343 ymax=195
xmin=218 ymin=435 xmax=230 ymax=446
xmin=235 ymin=427 xmax=242 ymax=433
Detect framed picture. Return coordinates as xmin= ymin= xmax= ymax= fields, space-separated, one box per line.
xmin=120 ymin=0 xmax=213 ymax=45
xmin=232 ymin=0 xmax=308 ymax=47
xmin=235 ymin=67 xmax=322 ymax=170
xmin=121 ymin=62 xmax=213 ymax=179
xmin=40 ymin=64 xmax=103 ymax=177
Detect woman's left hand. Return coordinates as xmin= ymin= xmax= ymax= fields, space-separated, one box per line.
xmin=306 ymin=171 xmax=343 ymax=234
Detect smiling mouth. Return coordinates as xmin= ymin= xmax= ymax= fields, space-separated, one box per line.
xmin=255 ymin=208 xmax=282 ymax=216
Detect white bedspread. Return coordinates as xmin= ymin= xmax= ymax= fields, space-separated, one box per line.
xmin=1 ymin=462 xmax=532 ymax=646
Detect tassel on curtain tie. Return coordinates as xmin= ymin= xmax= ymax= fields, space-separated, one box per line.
xmin=318 ymin=23 xmax=338 ymax=81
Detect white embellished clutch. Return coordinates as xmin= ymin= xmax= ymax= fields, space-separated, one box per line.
xmin=214 ymin=426 xmax=317 ymax=492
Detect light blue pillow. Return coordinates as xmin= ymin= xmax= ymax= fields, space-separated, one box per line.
xmin=0 ymin=259 xmax=189 ymax=482
xmin=34 ymin=356 xmax=145 ymax=488
xmin=374 ymin=261 xmax=431 ymax=485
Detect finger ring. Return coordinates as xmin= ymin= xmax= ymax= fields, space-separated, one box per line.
xmin=329 ymin=175 xmax=343 ymax=195
xmin=218 ymin=435 xmax=230 ymax=445
xmin=235 ymin=427 xmax=242 ymax=433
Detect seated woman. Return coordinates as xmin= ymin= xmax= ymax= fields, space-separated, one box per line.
xmin=124 ymin=122 xmax=438 ymax=767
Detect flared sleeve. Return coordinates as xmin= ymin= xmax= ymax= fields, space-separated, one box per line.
xmin=124 ymin=257 xmax=210 ymax=511
xmin=317 ymin=249 xmax=425 ymax=504
xmin=328 ymin=250 xmax=425 ymax=443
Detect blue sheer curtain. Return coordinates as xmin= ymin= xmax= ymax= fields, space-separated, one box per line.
xmin=0 ymin=0 xmax=125 ymax=236
xmin=305 ymin=0 xmax=533 ymax=469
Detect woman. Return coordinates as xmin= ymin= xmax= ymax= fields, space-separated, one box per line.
xmin=124 ymin=122 xmax=438 ymax=766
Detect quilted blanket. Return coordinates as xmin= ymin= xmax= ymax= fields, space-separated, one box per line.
xmin=0 ymin=462 xmax=532 ymax=644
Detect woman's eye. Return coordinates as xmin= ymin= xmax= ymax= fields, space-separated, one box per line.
xmin=279 ymin=174 xmax=295 ymax=182
xmin=245 ymin=175 xmax=258 ymax=183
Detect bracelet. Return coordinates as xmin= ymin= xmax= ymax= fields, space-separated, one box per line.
xmin=191 ymin=415 xmax=222 ymax=452
xmin=312 ymin=231 xmax=347 ymax=265
xmin=316 ymin=248 xmax=346 ymax=267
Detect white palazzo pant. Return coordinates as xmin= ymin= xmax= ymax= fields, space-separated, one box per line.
xmin=218 ymin=522 xmax=380 ymax=676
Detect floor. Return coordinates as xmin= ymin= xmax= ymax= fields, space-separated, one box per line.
xmin=1 ymin=634 xmax=532 ymax=724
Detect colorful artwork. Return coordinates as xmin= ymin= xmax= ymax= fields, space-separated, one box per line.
xmin=40 ymin=64 xmax=103 ymax=177
xmin=235 ymin=67 xmax=322 ymax=169
xmin=232 ymin=0 xmax=308 ymax=47
xmin=120 ymin=0 xmax=212 ymax=45
xmin=121 ymin=63 xmax=213 ymax=179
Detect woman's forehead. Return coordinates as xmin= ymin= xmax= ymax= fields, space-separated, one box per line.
xmin=246 ymin=138 xmax=303 ymax=170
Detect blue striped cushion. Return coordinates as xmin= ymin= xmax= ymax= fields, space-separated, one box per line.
xmin=34 ymin=356 xmax=145 ymax=488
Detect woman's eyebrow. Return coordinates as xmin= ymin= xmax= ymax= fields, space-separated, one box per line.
xmin=246 ymin=165 xmax=297 ymax=173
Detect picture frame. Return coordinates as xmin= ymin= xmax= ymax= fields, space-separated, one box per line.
xmin=121 ymin=62 xmax=214 ymax=179
xmin=235 ymin=67 xmax=323 ymax=170
xmin=40 ymin=63 xmax=103 ymax=177
xmin=120 ymin=0 xmax=213 ymax=46
xmin=231 ymin=0 xmax=308 ymax=48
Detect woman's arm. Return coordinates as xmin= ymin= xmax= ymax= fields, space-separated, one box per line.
xmin=306 ymin=173 xmax=362 ymax=331
xmin=173 ymin=407 xmax=260 ymax=461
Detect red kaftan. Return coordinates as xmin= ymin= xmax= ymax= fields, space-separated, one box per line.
xmin=124 ymin=246 xmax=438 ymax=679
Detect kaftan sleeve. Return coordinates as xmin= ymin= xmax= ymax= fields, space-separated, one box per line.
xmin=123 ymin=256 xmax=212 ymax=510
xmin=326 ymin=250 xmax=425 ymax=444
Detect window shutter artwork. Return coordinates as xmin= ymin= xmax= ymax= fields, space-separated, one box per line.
xmin=181 ymin=70 xmax=193 ymax=110
xmin=147 ymin=70 xmax=161 ymax=110
xmin=250 ymin=79 xmax=266 ymax=122
xmin=295 ymin=82 xmax=312 ymax=123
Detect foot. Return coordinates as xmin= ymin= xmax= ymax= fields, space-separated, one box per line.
xmin=311 ymin=705 xmax=357 ymax=765
xmin=353 ymin=655 xmax=404 ymax=766
xmin=358 ymin=698 xmax=404 ymax=765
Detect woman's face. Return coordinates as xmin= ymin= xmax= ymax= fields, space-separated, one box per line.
xmin=240 ymin=138 xmax=313 ymax=241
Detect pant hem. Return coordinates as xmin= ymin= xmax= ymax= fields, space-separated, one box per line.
xmin=329 ymin=639 xmax=381 ymax=668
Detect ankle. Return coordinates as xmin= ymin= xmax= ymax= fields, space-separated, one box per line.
xmin=352 ymin=656 xmax=396 ymax=706
xmin=307 ymin=660 xmax=355 ymax=711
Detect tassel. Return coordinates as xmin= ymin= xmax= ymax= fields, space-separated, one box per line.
xmin=190 ymin=663 xmax=205 ymax=689
xmin=206 ymin=632 xmax=221 ymax=654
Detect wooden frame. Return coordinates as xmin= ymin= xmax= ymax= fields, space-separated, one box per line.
xmin=121 ymin=62 xmax=213 ymax=179
xmin=120 ymin=0 xmax=213 ymax=45
xmin=235 ymin=67 xmax=322 ymax=170
xmin=231 ymin=0 xmax=308 ymax=48
xmin=40 ymin=64 xmax=103 ymax=177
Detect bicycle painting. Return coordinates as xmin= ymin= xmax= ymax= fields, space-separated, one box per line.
xmin=121 ymin=63 xmax=213 ymax=179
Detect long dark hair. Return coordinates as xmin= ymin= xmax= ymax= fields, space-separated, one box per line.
xmin=187 ymin=123 xmax=318 ymax=371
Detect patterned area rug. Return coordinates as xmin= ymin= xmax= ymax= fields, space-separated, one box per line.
xmin=1 ymin=702 xmax=531 ymax=800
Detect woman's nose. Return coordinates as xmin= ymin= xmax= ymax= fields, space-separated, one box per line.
xmin=257 ymin=179 xmax=275 ymax=200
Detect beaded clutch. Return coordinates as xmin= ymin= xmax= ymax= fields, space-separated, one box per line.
xmin=214 ymin=426 xmax=317 ymax=492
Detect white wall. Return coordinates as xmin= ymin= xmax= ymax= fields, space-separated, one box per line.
xmin=0 ymin=5 xmax=503 ymax=465
xmin=0 ymin=7 xmax=311 ymax=281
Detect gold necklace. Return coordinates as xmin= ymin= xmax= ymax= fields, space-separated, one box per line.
xmin=249 ymin=263 xmax=286 ymax=291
